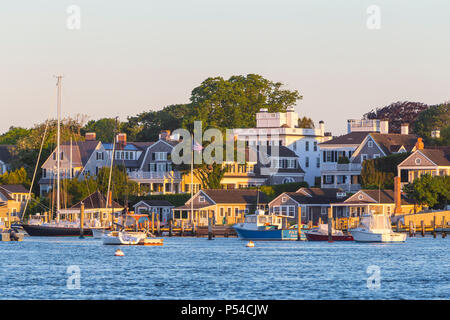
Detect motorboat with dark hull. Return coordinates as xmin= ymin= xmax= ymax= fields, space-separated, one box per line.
xmin=21 ymin=223 xmax=97 ymax=237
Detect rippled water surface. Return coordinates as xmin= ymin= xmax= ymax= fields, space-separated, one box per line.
xmin=0 ymin=236 xmax=449 ymax=299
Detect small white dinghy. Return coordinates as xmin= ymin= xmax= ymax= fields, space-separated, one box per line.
xmin=350 ymin=213 xmax=406 ymax=243
xmin=92 ymin=228 xmax=111 ymax=239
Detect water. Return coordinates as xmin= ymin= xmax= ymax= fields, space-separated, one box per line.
xmin=0 ymin=237 xmax=449 ymax=299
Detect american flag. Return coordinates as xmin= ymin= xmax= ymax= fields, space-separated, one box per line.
xmin=192 ymin=140 xmax=203 ymax=152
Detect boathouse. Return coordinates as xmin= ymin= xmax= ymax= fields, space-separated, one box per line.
xmin=173 ymin=189 xmax=267 ymax=226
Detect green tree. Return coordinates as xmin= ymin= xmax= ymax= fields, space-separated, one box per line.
xmin=0 ymin=127 xmax=31 ymax=145
xmin=0 ymin=167 xmax=30 ymax=187
xmin=193 ymin=163 xmax=228 ymax=189
xmin=361 ymin=153 xmax=410 ymax=189
xmin=184 ymin=74 xmax=302 ymax=130
xmin=404 ymin=175 xmax=449 ymax=209
xmin=297 ymin=117 xmax=315 ymax=128
xmin=413 ymin=102 xmax=450 ymax=146
xmin=81 ymin=118 xmax=118 ymax=142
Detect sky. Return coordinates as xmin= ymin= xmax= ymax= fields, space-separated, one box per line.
xmin=1 ymin=0 xmax=449 ymax=136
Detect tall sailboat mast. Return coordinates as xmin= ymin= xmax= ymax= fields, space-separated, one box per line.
xmin=55 ymin=75 xmax=63 ymax=223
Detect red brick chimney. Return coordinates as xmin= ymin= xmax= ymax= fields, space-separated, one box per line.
xmin=116 ymin=133 xmax=127 ymax=148
xmin=415 ymin=137 xmax=424 ymax=150
xmin=85 ymin=132 xmax=96 ymax=141
xmin=394 ymin=176 xmax=402 ymax=214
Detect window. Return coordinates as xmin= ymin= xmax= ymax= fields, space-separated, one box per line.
xmin=314 ymin=141 xmax=317 ymax=151
xmin=368 ymin=141 xmax=373 ymax=148
xmin=227 ymin=207 xmax=232 ymax=217
xmin=415 ymin=158 xmax=421 ymax=165
xmin=282 ymin=197 xmax=287 ymax=203
xmin=283 ymin=177 xmax=295 ymax=184
xmin=235 ymin=208 xmax=239 ymax=216
xmin=220 ymin=208 xmax=224 ymax=217
xmin=361 ymin=154 xmax=368 ymax=162
xmin=43 ymin=169 xmax=47 ymax=178
xmin=199 ymin=196 xmax=205 ymax=202
xmin=305 ymin=141 xmax=309 ymax=151
xmin=305 ymin=157 xmax=309 ymax=168
xmin=324 ymin=175 xmax=334 ymax=184
xmin=288 ymin=206 xmax=295 ymax=217
xmin=301 ymin=207 xmax=306 ymax=217
xmin=316 ymin=157 xmax=320 ymax=168
xmin=373 ymin=154 xmax=380 ymax=159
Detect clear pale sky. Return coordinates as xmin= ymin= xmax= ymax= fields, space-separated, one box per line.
xmin=1 ymin=0 xmax=449 ymax=136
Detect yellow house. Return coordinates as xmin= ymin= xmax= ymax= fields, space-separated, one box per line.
xmin=173 ymin=189 xmax=267 ymax=226
xmin=0 ymin=185 xmax=31 ymax=218
xmin=0 ymin=186 xmax=26 ymax=227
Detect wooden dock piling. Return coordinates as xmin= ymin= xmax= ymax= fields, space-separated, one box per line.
xmin=297 ymin=207 xmax=302 ymax=241
xmin=433 ymin=216 xmax=437 ymax=238
xmin=442 ymin=216 xmax=446 ymax=238
xmin=327 ymin=207 xmax=333 ymax=242
xmin=157 ymin=214 xmax=161 ymax=236
xmin=168 ymin=219 xmax=173 ymax=237
xmin=79 ymin=202 xmax=85 ymax=239
xmin=151 ymin=212 xmax=155 ymax=234
xmin=421 ymin=220 xmax=425 ymax=237
xmin=208 ymin=211 xmax=213 ymax=240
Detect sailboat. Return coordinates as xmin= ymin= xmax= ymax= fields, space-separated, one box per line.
xmin=21 ymin=76 xmax=97 ymax=236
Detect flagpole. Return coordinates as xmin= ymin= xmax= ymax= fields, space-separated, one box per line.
xmin=191 ymin=134 xmax=194 ymax=227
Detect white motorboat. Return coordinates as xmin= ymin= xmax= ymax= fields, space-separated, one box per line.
xmin=349 ymin=213 xmax=406 ymax=243
xmin=102 ymin=231 xmax=148 ymax=245
xmin=92 ymin=228 xmax=111 ymax=239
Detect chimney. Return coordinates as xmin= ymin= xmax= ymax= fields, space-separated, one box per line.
xmin=415 ymin=137 xmax=424 ymax=150
xmin=380 ymin=120 xmax=389 ymax=134
xmin=116 ymin=133 xmax=127 ymax=147
xmin=400 ymin=123 xmax=409 ymax=135
xmin=159 ymin=130 xmax=171 ymax=141
xmin=394 ymin=176 xmax=402 ymax=214
xmin=319 ymin=120 xmax=325 ymax=136
xmin=85 ymin=132 xmax=96 ymax=141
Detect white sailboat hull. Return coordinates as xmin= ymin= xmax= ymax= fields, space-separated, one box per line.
xmin=92 ymin=228 xmax=110 ymax=239
xmin=102 ymin=232 xmax=147 ymax=245
xmin=350 ymin=229 xmax=406 ymax=243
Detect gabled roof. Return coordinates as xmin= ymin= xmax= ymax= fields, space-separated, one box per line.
xmin=369 ymin=133 xmax=417 ymax=155
xmin=70 ymin=191 xmax=123 ymax=209
xmin=134 ymin=199 xmax=174 ymax=207
xmin=319 ymin=132 xmax=371 ymax=146
xmin=0 ymin=184 xmax=29 ymax=194
xmin=419 ymin=147 xmax=450 ymax=166
xmin=343 ymin=189 xmax=414 ymax=205
xmin=0 ymin=188 xmax=13 ymax=201
xmin=201 ymin=189 xmax=268 ymax=204
xmin=277 ymin=187 xmax=347 ymax=205
xmin=0 ymin=145 xmax=14 ymax=163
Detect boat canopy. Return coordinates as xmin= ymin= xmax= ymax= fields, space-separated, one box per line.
xmin=359 ymin=214 xmax=391 ymax=231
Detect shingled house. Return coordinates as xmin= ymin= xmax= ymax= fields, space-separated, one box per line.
xmin=319 ymin=120 xmax=418 ymax=192
xmin=269 ymin=187 xmax=348 ymax=224
xmin=173 ymin=189 xmax=267 ymax=226
xmin=397 ymin=146 xmax=450 ymax=188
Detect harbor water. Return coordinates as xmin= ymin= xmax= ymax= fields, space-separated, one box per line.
xmin=0 ymin=237 xmax=448 ymax=299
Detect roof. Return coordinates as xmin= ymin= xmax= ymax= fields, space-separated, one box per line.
xmin=58 ymin=140 xmax=100 ymax=167
xmin=369 ymin=133 xmax=417 ymax=155
xmin=174 ymin=203 xmax=215 ymax=211
xmin=0 ymin=184 xmax=29 ymax=194
xmin=70 ymin=191 xmax=123 ymax=209
xmin=0 ymin=145 xmax=13 ymax=163
xmin=319 ymin=132 xmax=371 ymax=146
xmin=134 ymin=199 xmax=174 ymax=207
xmin=282 ymin=187 xmax=347 ymax=204
xmin=344 ymin=189 xmax=415 ymax=205
xmin=201 ymin=189 xmax=268 ymax=204
xmin=0 ymin=188 xmax=13 ymax=201
xmin=419 ymin=147 xmax=450 ymax=166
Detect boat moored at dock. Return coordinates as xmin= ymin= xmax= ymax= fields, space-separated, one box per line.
xmin=233 ymin=210 xmax=307 ymax=240
xmin=304 ymin=224 xmax=353 ymax=241
xmin=349 ymin=213 xmax=406 ymax=243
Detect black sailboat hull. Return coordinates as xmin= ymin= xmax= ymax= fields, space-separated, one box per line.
xmin=21 ymin=224 xmax=94 ymax=237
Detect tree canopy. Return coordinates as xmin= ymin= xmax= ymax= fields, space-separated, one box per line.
xmin=363 ymin=101 xmax=429 ymax=133
xmin=404 ymin=175 xmax=449 ymax=209
xmin=413 ymin=102 xmax=450 ymax=146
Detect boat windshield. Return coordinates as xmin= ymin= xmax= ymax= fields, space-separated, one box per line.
xmin=360 ymin=215 xmax=391 ymax=230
